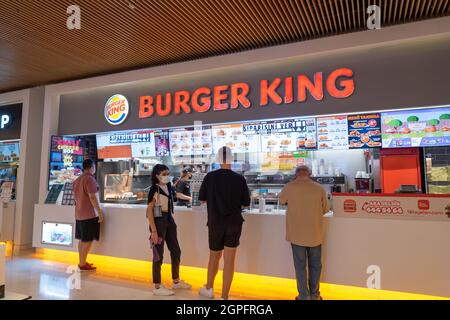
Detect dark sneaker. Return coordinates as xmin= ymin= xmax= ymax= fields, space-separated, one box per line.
xmin=78 ymin=264 xmax=97 ymax=271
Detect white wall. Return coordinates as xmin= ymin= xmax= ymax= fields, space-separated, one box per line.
xmin=0 ymin=88 xmax=45 ymax=251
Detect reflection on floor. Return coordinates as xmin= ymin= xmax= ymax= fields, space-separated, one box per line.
xmin=4 ymin=249 xmax=449 ymax=300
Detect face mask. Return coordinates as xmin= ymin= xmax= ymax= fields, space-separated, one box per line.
xmin=159 ymin=175 xmax=170 ymax=184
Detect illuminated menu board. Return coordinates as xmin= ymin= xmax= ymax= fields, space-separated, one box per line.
xmin=381 ymin=107 xmax=450 ymax=148
xmin=212 ymin=124 xmax=261 ymax=154
xmin=169 ymin=127 xmax=213 ymax=156
xmin=96 ymin=130 xmax=155 ymax=159
xmin=49 ymin=136 xmax=84 ymax=188
xmin=0 ymin=142 xmax=20 ymax=163
xmin=347 ymin=113 xmax=382 ymax=149
xmin=169 ymin=128 xmax=193 ymax=156
xmin=244 ymin=118 xmax=317 ymax=151
xmin=317 ymin=116 xmax=349 ymax=150
xmin=154 ymin=130 xmax=170 ymax=156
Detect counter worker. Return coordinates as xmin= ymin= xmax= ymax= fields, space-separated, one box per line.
xmin=279 ymin=165 xmax=329 ymax=300
xmin=73 ymin=159 xmax=104 ymax=272
xmin=176 ymin=167 xmax=193 ymax=207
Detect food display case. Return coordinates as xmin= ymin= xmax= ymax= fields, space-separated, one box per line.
xmin=424 ymin=147 xmax=450 ymax=194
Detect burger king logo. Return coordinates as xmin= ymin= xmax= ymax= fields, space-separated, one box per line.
xmin=105 ymin=94 xmax=129 ymax=125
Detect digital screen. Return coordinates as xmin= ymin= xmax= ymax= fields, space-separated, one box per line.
xmin=96 ymin=130 xmax=155 ymax=159
xmin=49 ymin=136 xmax=84 ymax=188
xmin=212 ymin=124 xmax=261 ymax=153
xmin=154 ymin=130 xmax=170 ymax=156
xmin=317 ymin=116 xmax=349 ymax=150
xmin=0 ymin=142 xmax=20 ymax=163
xmin=41 ymin=222 xmax=73 ymax=247
xmin=381 ymin=107 xmax=450 ymax=148
xmin=347 ymin=113 xmax=382 ymax=148
xmin=245 ymin=118 xmax=317 ymax=151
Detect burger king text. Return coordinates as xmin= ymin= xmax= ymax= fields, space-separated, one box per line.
xmin=139 ymin=68 xmax=354 ymax=119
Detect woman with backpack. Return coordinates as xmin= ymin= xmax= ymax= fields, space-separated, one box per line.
xmin=146 ymin=164 xmax=191 ymax=296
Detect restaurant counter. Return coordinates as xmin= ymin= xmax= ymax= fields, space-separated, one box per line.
xmin=33 ymin=199 xmax=450 ymax=297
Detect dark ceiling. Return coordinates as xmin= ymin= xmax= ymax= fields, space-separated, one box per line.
xmin=0 ymin=0 xmax=449 ymax=93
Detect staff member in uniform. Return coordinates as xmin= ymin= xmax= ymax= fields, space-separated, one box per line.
xmin=176 ymin=167 xmax=193 ymax=207
xmin=146 ymin=164 xmax=191 ymax=296
xmin=73 ymin=159 xmax=103 ymax=271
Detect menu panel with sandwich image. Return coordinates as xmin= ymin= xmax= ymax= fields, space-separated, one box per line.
xmin=244 ymin=118 xmax=317 ymax=151
xmin=317 ymin=116 xmax=349 ymax=150
xmin=170 ymin=127 xmax=213 ymax=156
xmin=169 ymin=128 xmax=194 ymax=156
xmin=212 ymin=124 xmax=261 ymax=154
xmin=347 ymin=113 xmax=382 ymax=149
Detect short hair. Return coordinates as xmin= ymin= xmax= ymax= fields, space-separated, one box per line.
xmin=295 ymin=165 xmax=311 ymax=176
xmin=216 ymin=146 xmax=233 ymax=164
xmin=82 ymin=159 xmax=94 ymax=171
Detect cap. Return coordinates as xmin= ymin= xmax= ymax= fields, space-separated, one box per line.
xmin=182 ymin=167 xmax=193 ymax=174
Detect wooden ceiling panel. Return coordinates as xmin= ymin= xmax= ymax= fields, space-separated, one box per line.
xmin=0 ymin=0 xmax=448 ymax=93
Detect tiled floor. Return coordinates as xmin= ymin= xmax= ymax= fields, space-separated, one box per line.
xmin=4 ymin=253 xmax=232 ymax=300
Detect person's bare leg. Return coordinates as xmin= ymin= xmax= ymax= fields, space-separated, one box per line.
xmin=222 ymin=246 xmax=237 ymax=300
xmin=79 ymin=241 xmax=92 ymax=266
xmin=206 ymin=250 xmax=222 ymax=290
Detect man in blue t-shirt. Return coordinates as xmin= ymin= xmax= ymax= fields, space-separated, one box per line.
xmin=198 ymin=147 xmax=250 ymax=300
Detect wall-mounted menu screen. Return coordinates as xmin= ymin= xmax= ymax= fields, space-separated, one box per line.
xmin=154 ymin=130 xmax=170 ymax=157
xmin=96 ymin=130 xmax=155 ymax=159
xmin=41 ymin=221 xmax=73 ymax=247
xmin=49 ymin=136 xmax=84 ymax=188
xmin=169 ymin=127 xmax=213 ymax=156
xmin=245 ymin=118 xmax=317 ymax=151
xmin=347 ymin=113 xmax=382 ymax=148
xmin=381 ymin=107 xmax=450 ymax=148
xmin=212 ymin=124 xmax=261 ymax=154
xmin=316 ymin=116 xmax=349 ymax=150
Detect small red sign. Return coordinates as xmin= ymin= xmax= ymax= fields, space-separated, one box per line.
xmin=418 ymin=200 xmax=430 ymax=210
xmin=343 ymin=199 xmax=357 ymax=213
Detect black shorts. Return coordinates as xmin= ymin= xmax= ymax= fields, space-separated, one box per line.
xmin=75 ymin=217 xmax=100 ymax=242
xmin=208 ymin=223 xmax=243 ymax=251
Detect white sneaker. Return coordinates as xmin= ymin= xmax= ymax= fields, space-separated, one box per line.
xmin=153 ymin=285 xmax=175 ymax=296
xmin=172 ymin=280 xmax=192 ymax=289
xmin=199 ymin=285 xmax=214 ymax=299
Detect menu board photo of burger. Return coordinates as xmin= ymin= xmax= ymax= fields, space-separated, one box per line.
xmin=296 ymin=118 xmax=317 ymax=150
xmin=347 ymin=113 xmax=382 ymax=149
xmin=169 ymin=128 xmax=193 ymax=156
xmin=212 ymin=124 xmax=261 ymax=153
xmin=261 ymin=132 xmax=298 ymax=152
xmin=191 ymin=126 xmax=213 ymax=155
xmin=381 ymin=107 xmax=450 ymax=148
xmin=317 ymin=116 xmax=349 ymax=150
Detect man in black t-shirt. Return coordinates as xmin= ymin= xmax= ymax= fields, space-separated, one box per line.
xmin=198 ymin=147 xmax=251 ymax=300
xmin=176 ymin=168 xmax=193 ymax=207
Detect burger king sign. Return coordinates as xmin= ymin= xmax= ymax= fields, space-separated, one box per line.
xmin=105 ymin=94 xmax=130 ymax=125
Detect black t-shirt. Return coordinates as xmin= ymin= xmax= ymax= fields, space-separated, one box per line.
xmin=176 ymin=179 xmax=191 ymax=206
xmin=147 ymin=183 xmax=174 ymax=214
xmin=198 ymin=169 xmax=251 ymax=227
